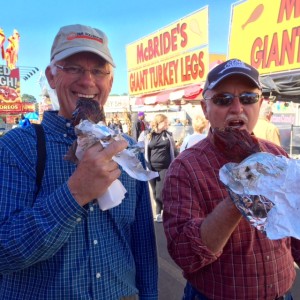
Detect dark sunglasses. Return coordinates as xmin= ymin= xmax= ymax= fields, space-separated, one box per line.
xmin=204 ymin=92 xmax=260 ymax=106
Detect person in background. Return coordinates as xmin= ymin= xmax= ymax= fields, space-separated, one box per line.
xmin=108 ymin=113 xmax=123 ymax=133
xmin=0 ymin=24 xmax=158 ymax=299
xmin=18 ymin=113 xmax=31 ymax=128
xmin=12 ymin=117 xmax=19 ymax=129
xmin=180 ymin=114 xmax=208 ymax=152
xmin=122 ymin=111 xmax=132 ymax=136
xmin=133 ymin=111 xmax=148 ymax=141
xmin=182 ymin=119 xmax=190 ymax=126
xmin=144 ymin=114 xmax=177 ymax=223
xmin=174 ymin=119 xmax=183 ymax=126
xmin=162 ymin=59 xmax=299 ymax=299
xmin=253 ymin=102 xmax=281 ymax=145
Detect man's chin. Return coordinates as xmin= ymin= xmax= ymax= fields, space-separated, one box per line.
xmin=58 ymin=109 xmax=74 ymax=120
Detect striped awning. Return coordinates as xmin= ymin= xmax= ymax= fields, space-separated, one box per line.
xmin=133 ymin=83 xmax=204 ymax=105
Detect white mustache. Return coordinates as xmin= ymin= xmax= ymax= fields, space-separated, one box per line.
xmin=225 ymin=114 xmax=248 ymax=125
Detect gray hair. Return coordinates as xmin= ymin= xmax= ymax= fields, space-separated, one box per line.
xmin=260 ymin=103 xmax=273 ymax=118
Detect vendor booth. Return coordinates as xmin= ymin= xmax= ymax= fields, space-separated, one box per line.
xmin=229 ymin=0 xmax=300 ymax=157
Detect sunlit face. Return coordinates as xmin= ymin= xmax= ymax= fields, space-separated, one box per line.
xmin=157 ymin=118 xmax=169 ymax=132
xmin=45 ymin=52 xmax=113 ymax=119
xmin=201 ymin=75 xmax=263 ymax=133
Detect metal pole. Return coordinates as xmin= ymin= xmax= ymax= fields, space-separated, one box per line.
xmin=290 ymin=124 xmax=293 ymax=157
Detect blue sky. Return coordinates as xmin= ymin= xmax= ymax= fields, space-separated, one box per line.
xmin=1 ymin=0 xmax=236 ymax=100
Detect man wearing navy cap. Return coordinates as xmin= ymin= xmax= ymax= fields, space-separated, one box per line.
xmin=163 ymin=59 xmax=299 ymax=300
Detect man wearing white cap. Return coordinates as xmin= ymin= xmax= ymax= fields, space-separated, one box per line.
xmin=0 ymin=24 xmax=158 ymax=299
xmin=163 ymin=59 xmax=300 ymax=299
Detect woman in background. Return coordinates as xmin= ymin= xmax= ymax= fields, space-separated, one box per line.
xmin=144 ymin=114 xmax=177 ymax=222
xmin=180 ymin=114 xmax=208 ymax=152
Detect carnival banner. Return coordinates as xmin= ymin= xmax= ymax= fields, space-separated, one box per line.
xmin=0 ymin=65 xmax=21 ymax=103
xmin=228 ymin=0 xmax=300 ymax=74
xmin=0 ymin=28 xmax=5 ymax=60
xmin=0 ymin=102 xmax=35 ymax=114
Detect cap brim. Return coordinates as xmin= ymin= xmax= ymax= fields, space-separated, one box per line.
xmin=52 ymin=46 xmax=116 ymax=67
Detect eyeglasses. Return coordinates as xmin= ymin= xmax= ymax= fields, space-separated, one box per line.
xmin=55 ymin=64 xmax=110 ymax=78
xmin=203 ymin=92 xmax=260 ymax=106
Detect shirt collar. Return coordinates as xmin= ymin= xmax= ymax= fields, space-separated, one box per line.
xmin=41 ymin=110 xmax=77 ymax=139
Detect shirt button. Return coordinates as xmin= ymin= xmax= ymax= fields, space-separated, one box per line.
xmin=63 ymin=133 xmax=67 ymax=137
xmin=76 ymin=217 xmax=82 ymax=222
xmin=66 ymin=122 xmax=71 ymax=127
xmin=93 ymin=240 xmax=98 ymax=245
xmin=266 ymin=256 xmax=270 ymax=260
xmin=96 ymin=272 xmax=101 ymax=279
xmin=90 ymin=206 xmax=94 ymax=212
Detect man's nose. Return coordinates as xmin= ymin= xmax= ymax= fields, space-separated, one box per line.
xmin=230 ymin=95 xmax=244 ymax=112
xmin=77 ymin=70 xmax=97 ymax=85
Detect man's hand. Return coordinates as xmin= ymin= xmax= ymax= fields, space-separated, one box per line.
xmin=68 ymin=139 xmax=128 ymax=206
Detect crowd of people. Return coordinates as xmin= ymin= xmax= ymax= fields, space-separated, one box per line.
xmin=0 ymin=22 xmax=297 ymax=300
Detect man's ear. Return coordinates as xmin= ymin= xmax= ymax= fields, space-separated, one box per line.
xmin=45 ymin=66 xmax=56 ymax=89
xmin=200 ymin=99 xmax=208 ymax=119
xmin=108 ymin=75 xmax=114 ymax=93
xmin=258 ymin=97 xmax=264 ymax=108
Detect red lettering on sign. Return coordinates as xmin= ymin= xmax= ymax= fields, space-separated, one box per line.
xmin=181 ymin=51 xmax=205 ymax=82
xmin=278 ymin=0 xmax=300 ymax=23
xmin=136 ymin=23 xmax=188 ymax=64
xmin=129 ymin=69 xmax=148 ymax=93
xmin=251 ymin=26 xmax=300 ymax=69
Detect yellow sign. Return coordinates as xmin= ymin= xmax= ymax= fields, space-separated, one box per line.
xmin=228 ymin=0 xmax=300 ymax=74
xmin=126 ymin=7 xmax=209 ymax=95
xmin=128 ymin=47 xmax=209 ymax=95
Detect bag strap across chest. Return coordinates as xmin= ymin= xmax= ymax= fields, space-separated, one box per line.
xmin=32 ymin=123 xmax=46 ymax=195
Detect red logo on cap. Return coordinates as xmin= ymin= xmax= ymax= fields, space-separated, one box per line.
xmin=66 ymin=32 xmax=103 ymax=44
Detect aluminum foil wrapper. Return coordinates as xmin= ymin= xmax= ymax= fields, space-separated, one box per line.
xmin=64 ymin=98 xmax=156 ymax=210
xmin=73 ymin=120 xmax=158 ymax=210
xmin=220 ymin=152 xmax=300 ymax=239
xmin=75 ymin=120 xmax=158 ymax=181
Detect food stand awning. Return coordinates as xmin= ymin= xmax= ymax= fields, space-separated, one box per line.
xmin=133 ymin=83 xmax=204 ymax=105
xmin=261 ymin=70 xmax=300 ymax=102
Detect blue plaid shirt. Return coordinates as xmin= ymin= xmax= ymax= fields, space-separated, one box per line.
xmin=0 ymin=111 xmax=158 ymax=299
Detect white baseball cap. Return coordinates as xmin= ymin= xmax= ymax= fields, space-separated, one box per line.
xmin=50 ymin=24 xmax=115 ymax=67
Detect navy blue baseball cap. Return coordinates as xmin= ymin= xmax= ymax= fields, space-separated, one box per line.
xmin=203 ymin=59 xmax=262 ymax=95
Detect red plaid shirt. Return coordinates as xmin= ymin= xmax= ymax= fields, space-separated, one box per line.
xmin=163 ymin=131 xmax=300 ymax=300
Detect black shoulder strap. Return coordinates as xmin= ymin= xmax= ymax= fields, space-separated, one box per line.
xmin=32 ymin=123 xmax=46 ymax=195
